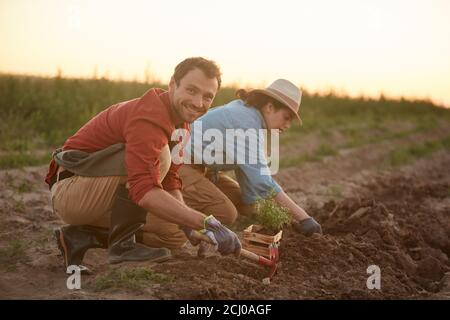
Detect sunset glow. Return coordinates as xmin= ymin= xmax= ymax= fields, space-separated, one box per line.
xmin=1 ymin=0 xmax=449 ymax=106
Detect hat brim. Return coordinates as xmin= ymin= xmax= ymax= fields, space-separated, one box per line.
xmin=251 ymin=89 xmax=302 ymax=125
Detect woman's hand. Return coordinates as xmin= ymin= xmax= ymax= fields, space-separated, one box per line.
xmin=292 ymin=217 xmax=322 ymax=236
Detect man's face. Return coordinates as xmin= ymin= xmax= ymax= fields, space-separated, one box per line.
xmin=169 ymin=68 xmax=219 ymax=123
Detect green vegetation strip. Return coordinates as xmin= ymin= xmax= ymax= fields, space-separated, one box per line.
xmin=94 ymin=267 xmax=174 ymax=291
xmin=386 ymin=136 xmax=450 ymax=167
xmin=2 ymin=74 xmax=450 ymax=169
xmin=280 ymin=144 xmax=337 ymax=168
xmin=0 ymin=152 xmax=51 ymax=170
xmin=0 ymin=239 xmax=30 ymax=271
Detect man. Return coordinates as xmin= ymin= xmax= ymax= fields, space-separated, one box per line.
xmin=46 ymin=57 xmax=241 ymax=271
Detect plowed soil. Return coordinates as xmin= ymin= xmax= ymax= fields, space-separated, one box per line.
xmin=1 ymin=128 xmax=449 ymax=299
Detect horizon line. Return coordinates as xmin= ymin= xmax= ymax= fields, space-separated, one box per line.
xmin=0 ymin=70 xmax=448 ymax=109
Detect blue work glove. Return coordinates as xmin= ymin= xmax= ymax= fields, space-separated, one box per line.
xmin=292 ymin=217 xmax=322 ymax=236
xmin=203 ymin=215 xmax=241 ymax=256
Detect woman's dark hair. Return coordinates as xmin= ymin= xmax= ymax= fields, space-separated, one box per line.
xmin=236 ymin=89 xmax=285 ymax=111
xmin=173 ymin=57 xmax=222 ymax=89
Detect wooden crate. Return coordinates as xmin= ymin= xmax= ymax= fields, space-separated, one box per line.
xmin=242 ymin=224 xmax=282 ymax=258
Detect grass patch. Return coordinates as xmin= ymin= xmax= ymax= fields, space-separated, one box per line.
xmin=16 ymin=181 xmax=33 ymax=193
xmin=319 ymin=128 xmax=332 ymax=138
xmin=340 ymin=124 xmax=385 ymax=148
xmin=14 ymin=199 xmax=25 ymax=213
xmin=94 ymin=267 xmax=174 ymax=291
xmin=280 ymin=153 xmax=319 ymax=168
xmin=35 ymin=228 xmax=55 ymax=245
xmin=324 ymin=185 xmax=344 ymax=198
xmin=414 ymin=117 xmax=438 ymax=132
xmin=280 ymin=144 xmax=337 ymax=168
xmin=340 ymin=121 xmax=421 ymax=149
xmin=0 ymin=152 xmax=51 ymax=169
xmin=442 ymin=136 xmax=450 ymax=149
xmin=2 ymin=168 xmax=34 ymax=193
xmin=315 ymin=144 xmax=337 ymax=157
xmin=386 ymin=137 xmax=449 ymax=167
xmin=0 ymin=239 xmax=30 ymax=270
xmin=5 ymin=180 xmax=34 ymax=193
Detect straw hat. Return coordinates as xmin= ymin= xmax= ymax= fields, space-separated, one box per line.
xmin=251 ymin=79 xmax=302 ymax=124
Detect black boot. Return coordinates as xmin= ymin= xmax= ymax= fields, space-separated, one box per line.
xmin=54 ymin=225 xmax=109 ymax=273
xmin=108 ymin=184 xmax=171 ymax=264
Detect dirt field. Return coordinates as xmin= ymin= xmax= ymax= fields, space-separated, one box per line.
xmin=0 ymin=127 xmax=449 ymax=299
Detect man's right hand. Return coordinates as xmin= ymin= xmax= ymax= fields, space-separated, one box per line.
xmin=203 ymin=216 xmax=241 ymax=256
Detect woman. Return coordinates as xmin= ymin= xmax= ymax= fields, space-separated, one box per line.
xmin=178 ymin=79 xmax=322 ymax=237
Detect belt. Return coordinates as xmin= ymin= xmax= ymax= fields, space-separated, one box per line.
xmin=49 ymin=169 xmax=75 ymax=190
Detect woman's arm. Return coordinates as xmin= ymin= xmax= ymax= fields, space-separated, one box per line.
xmin=273 ymin=189 xmax=323 ymax=236
xmin=273 ymin=189 xmax=310 ymax=221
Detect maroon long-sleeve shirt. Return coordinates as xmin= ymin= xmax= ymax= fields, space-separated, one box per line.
xmin=45 ymin=88 xmax=189 ymax=204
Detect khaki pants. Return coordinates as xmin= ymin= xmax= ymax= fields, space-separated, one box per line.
xmin=178 ymin=165 xmax=258 ymax=226
xmin=51 ymin=145 xmax=187 ymax=249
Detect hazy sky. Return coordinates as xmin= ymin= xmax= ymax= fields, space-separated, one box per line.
xmin=1 ymin=0 xmax=450 ymax=106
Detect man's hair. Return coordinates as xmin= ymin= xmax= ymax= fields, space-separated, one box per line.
xmin=173 ymin=57 xmax=222 ymax=89
xmin=236 ymin=89 xmax=284 ymax=111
